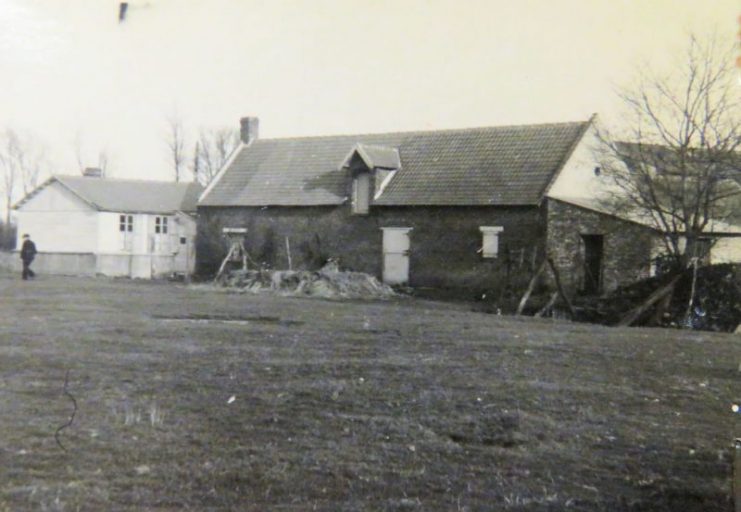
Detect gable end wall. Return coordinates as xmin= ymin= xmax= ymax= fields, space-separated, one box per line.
xmin=546 ymin=198 xmax=656 ymax=293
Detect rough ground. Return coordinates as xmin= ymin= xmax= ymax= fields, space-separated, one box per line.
xmin=0 ymin=272 xmax=738 ymax=511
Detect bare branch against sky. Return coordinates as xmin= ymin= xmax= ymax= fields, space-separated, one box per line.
xmin=0 ymin=128 xmax=48 ymax=224
xmin=596 ymin=34 xmax=741 ymax=268
xmin=0 ymin=0 xmax=736 ymax=216
xmin=164 ymin=114 xmax=188 ymax=183
xmin=192 ymin=127 xmax=239 ymax=186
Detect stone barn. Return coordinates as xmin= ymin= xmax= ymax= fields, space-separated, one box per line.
xmin=197 ymin=116 xmax=660 ymax=295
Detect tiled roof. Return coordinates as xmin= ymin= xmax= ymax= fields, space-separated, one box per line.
xmin=16 ymin=176 xmax=203 ymax=214
xmin=200 ymin=120 xmax=591 ymax=207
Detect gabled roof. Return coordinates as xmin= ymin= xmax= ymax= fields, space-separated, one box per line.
xmin=199 ymin=119 xmax=591 ymax=207
xmin=15 ymin=175 xmax=203 ymax=214
xmin=340 ymin=143 xmax=402 ymax=171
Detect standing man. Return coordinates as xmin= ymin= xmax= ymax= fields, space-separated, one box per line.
xmin=20 ymin=234 xmax=37 ymax=280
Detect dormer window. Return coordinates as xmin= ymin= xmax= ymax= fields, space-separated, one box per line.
xmin=340 ymin=143 xmax=401 ymax=215
xmin=352 ymin=173 xmax=370 ymax=215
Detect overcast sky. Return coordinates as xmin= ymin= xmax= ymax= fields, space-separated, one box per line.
xmin=0 ymin=0 xmax=738 ymax=185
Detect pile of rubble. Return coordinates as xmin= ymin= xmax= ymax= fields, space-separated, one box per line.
xmin=217 ymin=263 xmax=396 ymax=300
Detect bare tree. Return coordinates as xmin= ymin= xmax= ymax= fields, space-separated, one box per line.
xmin=0 ymin=129 xmax=49 ymax=225
xmin=597 ymin=35 xmax=741 ymax=270
xmin=0 ymin=130 xmax=21 ymax=226
xmin=165 ymin=115 xmax=188 ymax=183
xmin=191 ymin=127 xmax=239 ymax=185
xmin=72 ymin=131 xmax=113 ymax=177
xmin=97 ymin=150 xmax=110 ymax=176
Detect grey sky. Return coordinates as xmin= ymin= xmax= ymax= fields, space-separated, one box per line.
xmin=0 ymin=0 xmax=738 ymax=186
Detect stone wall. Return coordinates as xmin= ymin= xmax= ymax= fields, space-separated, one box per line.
xmin=545 ymin=199 xmax=656 ymax=294
xmin=197 ymin=204 xmax=546 ymax=293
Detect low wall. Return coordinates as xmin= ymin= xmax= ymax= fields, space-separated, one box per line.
xmin=0 ymin=251 xmax=180 ymax=279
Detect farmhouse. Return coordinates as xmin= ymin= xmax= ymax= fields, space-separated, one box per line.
xmin=13 ymin=170 xmax=202 ymax=278
xmin=198 ymin=116 xmax=674 ymax=295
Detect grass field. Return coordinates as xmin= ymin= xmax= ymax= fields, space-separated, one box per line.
xmin=0 ymin=272 xmax=738 ymax=511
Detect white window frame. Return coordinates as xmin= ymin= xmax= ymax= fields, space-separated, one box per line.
xmin=479 ymin=226 xmax=504 ymax=258
xmin=119 ymin=214 xmax=133 ymax=233
xmin=155 ymin=216 xmax=169 ymax=235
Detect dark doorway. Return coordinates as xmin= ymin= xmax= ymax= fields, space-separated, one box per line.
xmin=582 ymin=234 xmax=604 ymax=294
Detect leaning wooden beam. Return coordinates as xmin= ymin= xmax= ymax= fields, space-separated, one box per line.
xmin=616 ymin=273 xmax=682 ymax=327
xmin=516 ymin=260 xmax=547 ymax=315
xmin=214 ymin=244 xmax=237 ymax=282
xmin=534 ymin=291 xmax=559 ymax=318
xmin=546 ymin=257 xmax=576 ymax=318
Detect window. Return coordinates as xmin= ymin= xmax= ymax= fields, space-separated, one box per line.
xmin=119 ymin=214 xmax=133 ymax=232
xmin=351 ymin=173 xmax=370 ymax=215
xmin=479 ymin=226 xmax=504 ymax=258
xmin=155 ymin=216 xmax=168 ymax=234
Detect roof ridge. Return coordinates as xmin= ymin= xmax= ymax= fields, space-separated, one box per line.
xmin=55 ymin=174 xmax=200 ymax=186
xmin=256 ymin=119 xmax=591 ymax=143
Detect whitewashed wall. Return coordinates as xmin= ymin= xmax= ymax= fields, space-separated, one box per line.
xmin=15 ymin=181 xmax=98 ymax=253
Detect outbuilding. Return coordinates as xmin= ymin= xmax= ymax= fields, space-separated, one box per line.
xmin=13 ymin=171 xmax=202 ymax=278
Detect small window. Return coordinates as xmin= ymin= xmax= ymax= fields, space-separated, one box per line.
xmin=119 ymin=214 xmax=133 ymax=232
xmin=479 ymin=226 xmax=504 ymax=258
xmin=180 ymin=236 xmax=187 ymax=245
xmin=155 ymin=216 xmax=169 ymax=234
xmin=594 ymin=166 xmax=601 ymax=176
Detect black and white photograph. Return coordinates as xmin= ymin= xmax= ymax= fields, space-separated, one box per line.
xmin=0 ymin=1 xmax=740 ymax=510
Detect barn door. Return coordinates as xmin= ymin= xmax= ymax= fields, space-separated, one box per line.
xmin=582 ymin=234 xmax=604 ymax=294
xmin=381 ymin=227 xmax=412 ymax=285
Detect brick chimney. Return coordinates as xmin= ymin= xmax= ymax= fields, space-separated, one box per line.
xmin=83 ymin=167 xmax=103 ymax=178
xmin=240 ymin=117 xmax=259 ymax=145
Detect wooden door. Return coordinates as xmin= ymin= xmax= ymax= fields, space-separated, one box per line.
xmin=382 ymin=227 xmax=412 ymax=285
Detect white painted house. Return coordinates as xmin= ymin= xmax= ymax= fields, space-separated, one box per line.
xmin=13 ymin=172 xmax=202 ymax=278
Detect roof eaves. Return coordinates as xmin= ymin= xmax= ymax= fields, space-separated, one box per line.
xmin=14 ymin=176 xmax=101 ymax=211
xmin=12 ymin=176 xmax=55 ymax=210
xmin=199 ymin=141 xmax=246 ymax=205
xmin=54 ymin=176 xmax=102 ymax=211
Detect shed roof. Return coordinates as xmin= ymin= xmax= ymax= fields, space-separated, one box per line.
xmin=199 ymin=119 xmax=591 ymax=207
xmin=15 ymin=175 xmax=203 ymax=214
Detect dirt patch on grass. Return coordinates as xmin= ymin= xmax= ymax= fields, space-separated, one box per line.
xmin=151 ymin=313 xmax=304 ymax=327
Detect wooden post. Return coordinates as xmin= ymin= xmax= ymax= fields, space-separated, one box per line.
xmin=683 ymin=257 xmax=699 ymax=327
xmin=285 ymin=236 xmax=292 ymax=271
xmin=240 ymin=241 xmax=248 ymax=271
